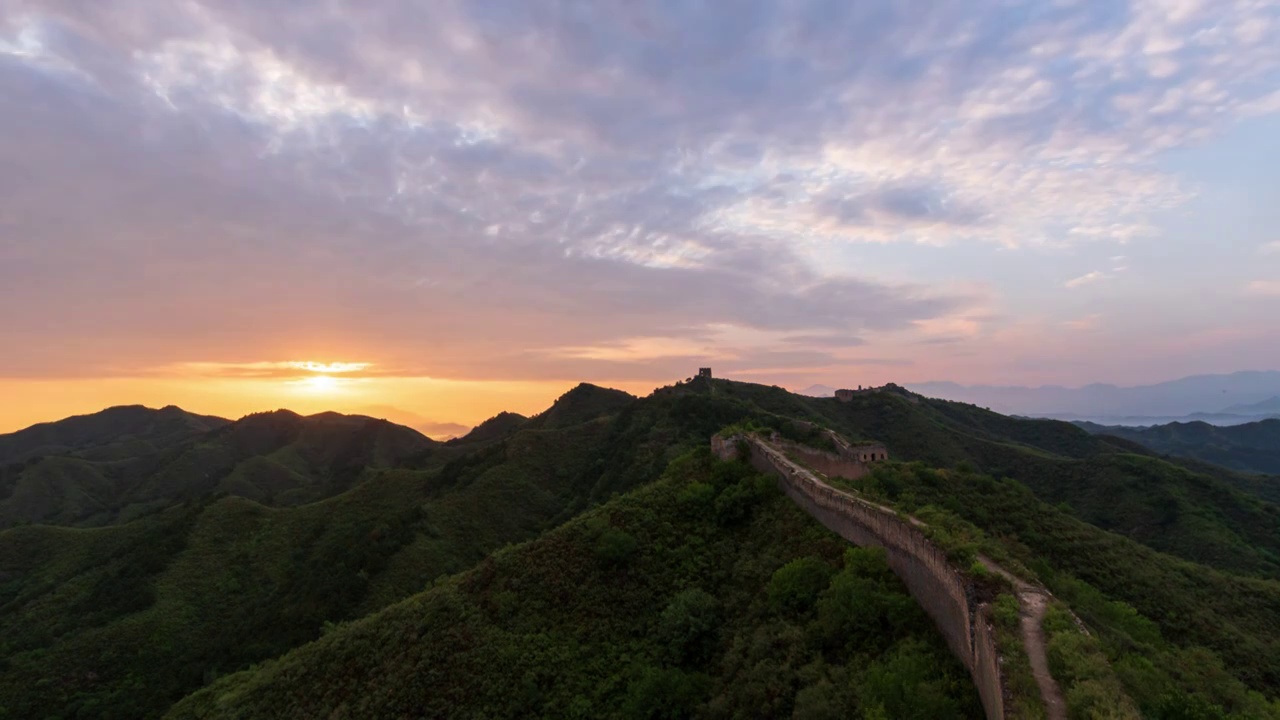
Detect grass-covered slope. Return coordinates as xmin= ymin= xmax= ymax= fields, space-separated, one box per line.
xmin=166 ymin=450 xmax=981 ymax=720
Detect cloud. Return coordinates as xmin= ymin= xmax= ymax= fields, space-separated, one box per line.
xmin=1261 ymin=241 xmax=1280 ymax=255
xmin=1065 ymin=314 xmax=1102 ymax=331
xmin=1064 ymin=271 xmax=1109 ymax=289
xmin=166 ymin=361 xmax=376 ymax=379
xmin=1065 ymin=252 xmax=1130 ymax=289
xmin=780 ymin=334 xmax=867 ymax=349
xmin=1245 ymin=280 xmax=1280 ymax=296
xmin=818 ymin=182 xmax=989 ymax=230
xmin=1 ymin=0 xmax=1278 ymax=385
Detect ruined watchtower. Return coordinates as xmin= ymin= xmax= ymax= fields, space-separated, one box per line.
xmin=835 ymin=385 xmax=873 ymax=401
xmin=697 ymin=368 xmax=712 ymax=379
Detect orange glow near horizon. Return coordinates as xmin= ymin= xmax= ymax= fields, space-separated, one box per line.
xmin=0 ymin=372 xmax=662 ymax=438
xmin=295 ymin=374 xmax=344 ymax=394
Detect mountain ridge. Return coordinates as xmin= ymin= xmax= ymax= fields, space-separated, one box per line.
xmin=0 ymin=404 xmax=230 ymax=466
xmin=1076 ymin=417 xmax=1280 ymax=478
xmin=907 ymin=369 xmax=1280 ymax=419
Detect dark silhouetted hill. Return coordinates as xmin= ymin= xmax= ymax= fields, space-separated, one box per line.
xmin=447 ymin=411 xmax=528 ymax=445
xmin=524 ymin=383 xmax=635 ymax=430
xmin=0 ymin=405 xmax=228 ymax=465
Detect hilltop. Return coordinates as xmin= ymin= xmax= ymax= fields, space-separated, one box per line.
xmin=0 ymin=405 xmax=229 ymax=465
xmin=448 ymin=411 xmax=528 ymax=446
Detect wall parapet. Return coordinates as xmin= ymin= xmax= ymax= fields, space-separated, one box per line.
xmin=713 ymin=432 xmax=1011 ymax=719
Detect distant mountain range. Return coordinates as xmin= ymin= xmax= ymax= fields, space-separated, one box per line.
xmin=903 ymin=370 xmax=1280 ymax=424
xmin=351 ymin=405 xmax=471 ymax=439
xmin=1077 ymin=418 xmax=1280 ymax=476
xmin=1223 ymin=396 xmax=1280 ymax=415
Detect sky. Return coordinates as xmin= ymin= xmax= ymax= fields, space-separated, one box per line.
xmin=2 ymin=0 xmax=1279 ymax=434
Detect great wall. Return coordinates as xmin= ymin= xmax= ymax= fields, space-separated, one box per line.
xmin=711 ymin=428 xmax=1066 ymax=720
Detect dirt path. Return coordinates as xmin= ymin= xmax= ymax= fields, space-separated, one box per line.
xmin=979 ymin=558 xmax=1066 ymax=720
xmin=1019 ymin=589 xmax=1066 ymax=720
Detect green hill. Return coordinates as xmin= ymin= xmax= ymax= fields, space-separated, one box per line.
xmin=0 ymin=409 xmax=436 ymax=528
xmin=0 ymin=386 xmax=767 ymax=718
xmin=4 ymin=379 xmax=1280 ymax=718
xmin=167 ymin=443 xmax=1280 ymax=719
xmin=166 ymin=451 xmax=982 ymax=720
xmin=0 ymin=414 xmax=629 ymax=717
xmin=0 ymin=405 xmax=228 ymax=465
xmin=524 ymin=383 xmax=636 ymax=430
xmin=1078 ymin=418 xmax=1280 ymax=478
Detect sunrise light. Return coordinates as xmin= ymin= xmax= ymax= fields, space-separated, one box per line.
xmin=300 ymin=374 xmax=341 ymax=393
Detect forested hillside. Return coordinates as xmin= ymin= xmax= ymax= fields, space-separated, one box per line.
xmin=2 ymin=378 xmax=1279 ymax=718
xmin=168 ymin=452 xmax=982 ymax=719
xmin=0 ymin=408 xmax=435 ymax=528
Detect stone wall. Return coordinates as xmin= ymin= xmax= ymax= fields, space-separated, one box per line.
xmin=714 ymin=433 xmax=1007 ymax=719
xmin=770 ymin=439 xmax=871 ymax=481
xmin=973 ymin=606 xmax=1006 ymax=716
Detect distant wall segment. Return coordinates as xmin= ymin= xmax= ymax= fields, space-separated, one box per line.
xmin=711 ymin=433 xmax=1009 ymax=719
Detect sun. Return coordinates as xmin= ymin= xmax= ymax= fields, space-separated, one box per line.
xmin=301 ymin=374 xmax=340 ymax=393
xmin=283 ymin=360 xmax=368 ymax=395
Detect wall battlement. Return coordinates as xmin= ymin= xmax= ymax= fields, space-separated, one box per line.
xmin=711 ymin=432 xmax=1010 ymax=719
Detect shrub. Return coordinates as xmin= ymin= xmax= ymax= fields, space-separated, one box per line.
xmin=658 ymin=589 xmax=720 ymax=663
xmin=676 ymin=482 xmax=716 ymax=515
xmin=768 ymin=557 xmax=834 ymax=614
xmin=859 ymin=638 xmax=968 ymax=719
xmin=713 ymin=483 xmax=757 ymax=525
xmin=595 ymin=528 xmax=639 ymax=566
xmin=623 ymin=666 xmax=710 ymax=720
xmin=992 ymin=593 xmax=1020 ymax=630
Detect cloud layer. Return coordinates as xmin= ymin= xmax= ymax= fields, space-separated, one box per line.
xmin=2 ymin=0 xmax=1278 ymax=386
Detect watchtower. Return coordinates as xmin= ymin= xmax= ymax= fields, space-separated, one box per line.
xmin=697 ymin=368 xmax=713 ymax=379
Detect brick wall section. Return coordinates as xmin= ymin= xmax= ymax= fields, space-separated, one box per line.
xmin=711 ymin=433 xmax=1007 ymax=719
